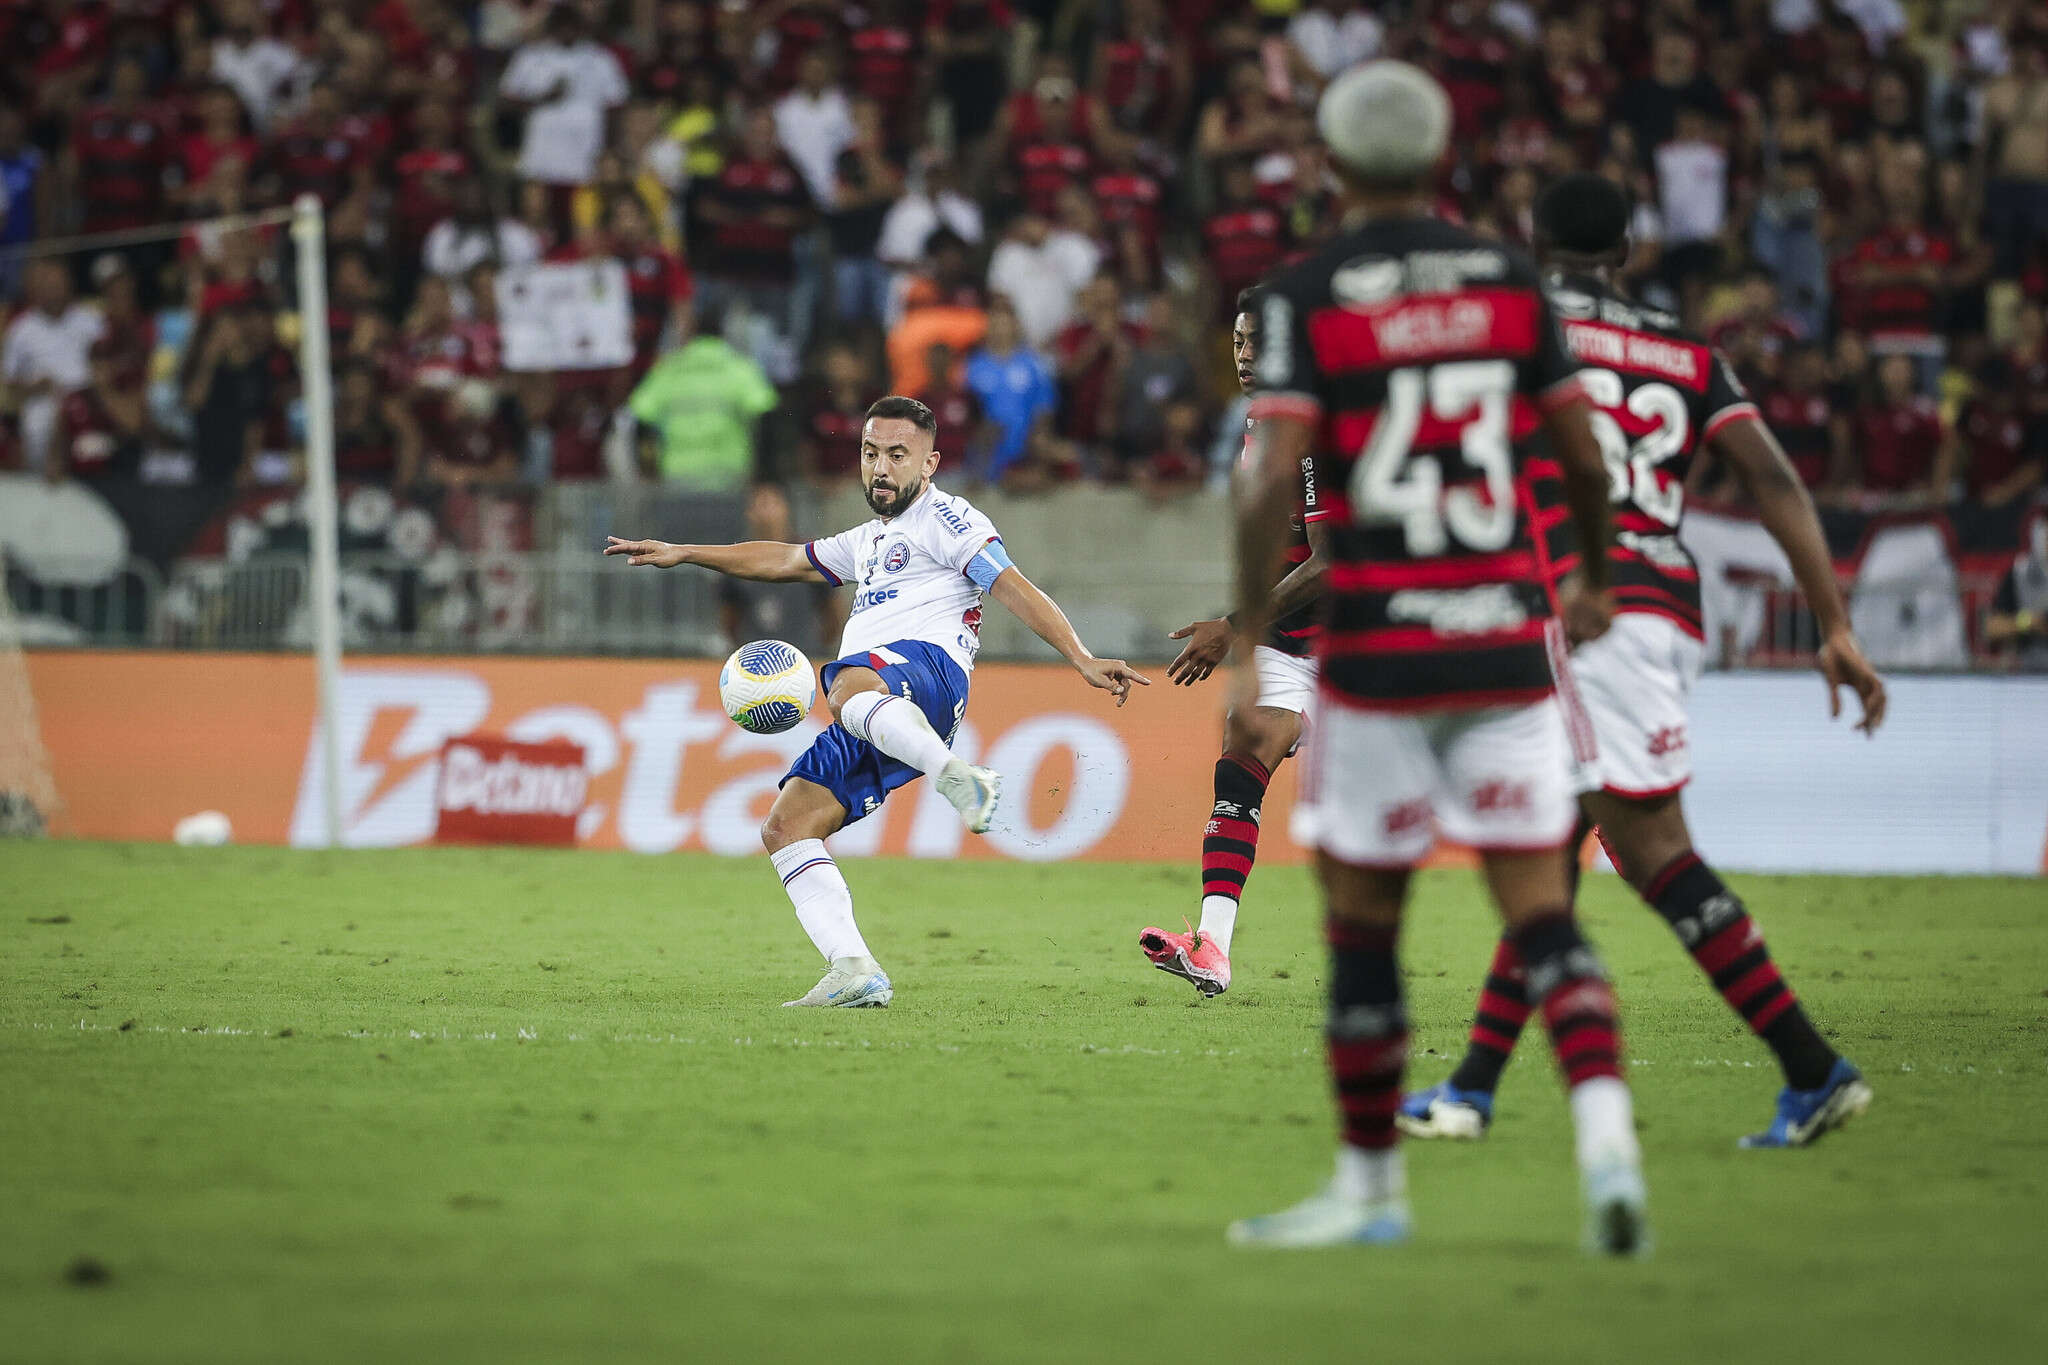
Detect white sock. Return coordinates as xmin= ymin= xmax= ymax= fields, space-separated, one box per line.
xmin=1568 ymin=1076 xmax=1641 ymax=1169
xmin=1333 ymin=1144 xmax=1407 ymax=1205
xmin=1197 ymin=895 xmax=1239 ymax=956
xmin=838 ymin=690 xmax=956 ymax=777
xmin=770 ymin=839 xmax=870 ymax=963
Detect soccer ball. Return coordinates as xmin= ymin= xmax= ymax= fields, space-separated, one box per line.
xmin=719 ymin=640 xmax=816 ymax=735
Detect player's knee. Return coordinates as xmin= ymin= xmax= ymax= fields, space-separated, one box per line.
xmin=1226 ymin=708 xmax=1298 ymax=769
xmin=760 ymin=808 xmax=799 ymax=853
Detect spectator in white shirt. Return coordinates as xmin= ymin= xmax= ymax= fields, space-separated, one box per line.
xmin=211 ymin=0 xmax=307 ymax=131
xmin=774 ymin=50 xmax=855 ymax=208
xmin=876 ymin=156 xmax=984 ymax=270
xmin=2 ymin=260 xmax=105 ymax=471
xmin=1286 ymin=0 xmax=1384 ymax=80
xmin=986 ymin=209 xmax=1100 ymax=347
xmin=422 ymin=179 xmax=544 ymax=282
xmin=498 ymin=5 xmax=629 ymax=187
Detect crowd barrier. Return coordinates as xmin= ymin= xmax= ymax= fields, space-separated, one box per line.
xmin=24 ymin=651 xmax=2048 ymax=875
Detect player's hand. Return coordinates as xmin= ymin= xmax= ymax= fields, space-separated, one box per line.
xmin=604 ymin=537 xmax=687 ymax=568
xmin=1818 ymin=625 xmax=1887 ymax=735
xmin=1077 ymin=657 xmax=1152 ymax=706
xmin=1558 ymin=578 xmax=1615 ymax=644
xmin=1165 ymin=617 xmax=1233 ymax=685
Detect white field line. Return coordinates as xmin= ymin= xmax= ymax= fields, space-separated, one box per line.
xmin=0 ymin=1020 xmax=2025 ymax=1075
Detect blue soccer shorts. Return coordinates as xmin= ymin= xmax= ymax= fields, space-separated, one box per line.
xmin=783 ymin=639 xmax=970 ymax=825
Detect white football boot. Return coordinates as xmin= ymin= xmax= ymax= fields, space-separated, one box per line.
xmin=1581 ymin=1156 xmax=1651 ymax=1258
xmin=783 ymin=955 xmax=894 ymax=1008
xmin=934 ymin=759 xmax=1001 ymax=834
xmin=1227 ymin=1185 xmax=1413 ymax=1249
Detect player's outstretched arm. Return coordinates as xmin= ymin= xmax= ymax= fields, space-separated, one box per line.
xmin=1708 ymin=416 xmax=1888 ymax=734
xmin=988 ymin=566 xmax=1152 ymax=706
xmin=603 ymin=537 xmax=819 ymax=582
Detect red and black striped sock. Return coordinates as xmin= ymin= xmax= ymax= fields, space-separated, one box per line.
xmin=1641 ymin=851 xmax=1837 ymax=1090
xmin=1513 ymin=912 xmax=1624 ymax=1089
xmin=1447 ymin=936 xmax=1531 ymax=1093
xmin=1200 ymin=753 xmax=1271 ymax=907
xmin=1326 ymin=916 xmax=1408 ymax=1151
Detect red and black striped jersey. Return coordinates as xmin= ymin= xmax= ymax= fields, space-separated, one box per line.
xmin=1524 ymin=272 xmax=1758 ymax=640
xmin=1251 ymin=216 xmax=1586 ymax=711
xmin=1238 ymin=415 xmax=1329 ymax=657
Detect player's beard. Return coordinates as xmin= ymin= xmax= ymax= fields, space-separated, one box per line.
xmin=864 ymin=474 xmax=924 ymax=517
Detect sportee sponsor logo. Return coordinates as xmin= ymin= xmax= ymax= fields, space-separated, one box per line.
xmin=433 ymin=735 xmax=589 ymax=847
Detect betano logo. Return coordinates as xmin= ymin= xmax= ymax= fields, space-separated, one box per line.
xmin=290 ymin=667 xmax=1130 ymax=861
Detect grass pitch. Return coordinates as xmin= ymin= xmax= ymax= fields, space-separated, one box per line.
xmin=1 ymin=843 xmax=2043 ymax=1364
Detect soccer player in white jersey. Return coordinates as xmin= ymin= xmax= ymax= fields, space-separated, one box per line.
xmin=606 ymin=396 xmax=1149 ymax=1008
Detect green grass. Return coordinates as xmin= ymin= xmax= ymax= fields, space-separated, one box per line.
xmin=0 ymin=843 xmax=2042 ymax=1364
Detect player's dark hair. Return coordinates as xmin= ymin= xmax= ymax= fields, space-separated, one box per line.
xmin=1235 ymin=285 xmax=1265 ymax=318
xmin=1535 ymin=173 xmax=1633 ymax=257
xmin=866 ymin=395 xmax=938 ymax=437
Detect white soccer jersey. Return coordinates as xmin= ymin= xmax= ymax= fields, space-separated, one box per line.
xmin=805 ymin=485 xmax=1011 ymax=673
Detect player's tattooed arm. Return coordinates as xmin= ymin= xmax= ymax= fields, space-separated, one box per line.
xmin=1232 ymin=413 xmax=1308 ymax=655
xmin=1264 ymin=515 xmax=1331 ymax=625
xmin=1708 ymin=416 xmax=1888 ymax=734
xmin=603 ymin=538 xmax=817 ymax=582
xmin=988 ymin=566 xmax=1152 ymax=706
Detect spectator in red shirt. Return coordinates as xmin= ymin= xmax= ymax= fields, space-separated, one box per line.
xmin=53 ymin=342 xmax=149 ymax=484
xmin=1090 ymin=0 xmax=1188 ymax=146
xmin=795 ymin=340 xmax=876 ymax=485
xmin=912 ymin=340 xmax=986 ymax=463
xmin=1833 ymin=167 xmax=1954 ymax=365
xmin=1132 ymin=398 xmax=1207 ymax=503
xmin=331 ymin=357 xmax=419 ymax=487
xmin=1852 ymin=353 xmax=1944 ymax=502
xmin=1052 ymin=274 xmax=1142 ymax=459
xmin=1202 ymin=158 xmax=1287 ymax=321
xmin=1757 ymin=344 xmax=1845 ymax=492
xmin=265 ymin=81 xmax=373 ymax=210
xmin=1090 ymin=136 xmax=1164 ymax=290
xmin=1539 ymin=11 xmax=1612 ymax=156
xmin=176 ymin=84 xmax=259 ymax=209
xmin=1936 ymin=358 xmax=2045 ymax=509
xmin=691 ymin=105 xmax=813 ymax=376
xmin=1710 ymin=270 xmax=1804 ymax=387
xmin=602 ymin=192 xmax=692 ymax=378
xmin=1005 ymin=71 xmax=1093 ymax=219
xmin=69 ymin=53 xmax=172 ymax=235
xmin=844 ymin=0 xmax=923 ymax=149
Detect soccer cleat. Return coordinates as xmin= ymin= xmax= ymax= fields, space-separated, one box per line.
xmin=1738 ymin=1058 xmax=1873 ymax=1149
xmin=1227 ymin=1185 xmax=1412 ymax=1249
xmin=1396 ymin=1082 xmax=1493 ymax=1140
xmin=783 ymin=955 xmax=893 ymax=1008
xmin=1138 ymin=921 xmax=1232 ymax=997
xmin=935 ymin=759 xmax=1001 ymax=834
xmin=1581 ymin=1156 xmax=1651 ymax=1258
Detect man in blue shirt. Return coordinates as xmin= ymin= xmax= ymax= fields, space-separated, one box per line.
xmin=964 ymin=295 xmax=1056 ymax=483
xmin=0 ymin=107 xmax=46 ymax=302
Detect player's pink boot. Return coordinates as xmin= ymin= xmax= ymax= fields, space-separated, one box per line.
xmin=1139 ymin=921 xmax=1232 ymax=997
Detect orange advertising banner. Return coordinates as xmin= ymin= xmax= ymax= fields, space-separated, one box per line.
xmin=25 ymin=650 xmax=1314 ymax=863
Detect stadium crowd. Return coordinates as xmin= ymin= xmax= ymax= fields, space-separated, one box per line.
xmin=0 ymin=3 xmax=2045 ymax=580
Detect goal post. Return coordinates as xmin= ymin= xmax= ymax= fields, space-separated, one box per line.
xmin=291 ymin=194 xmax=345 ymax=849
